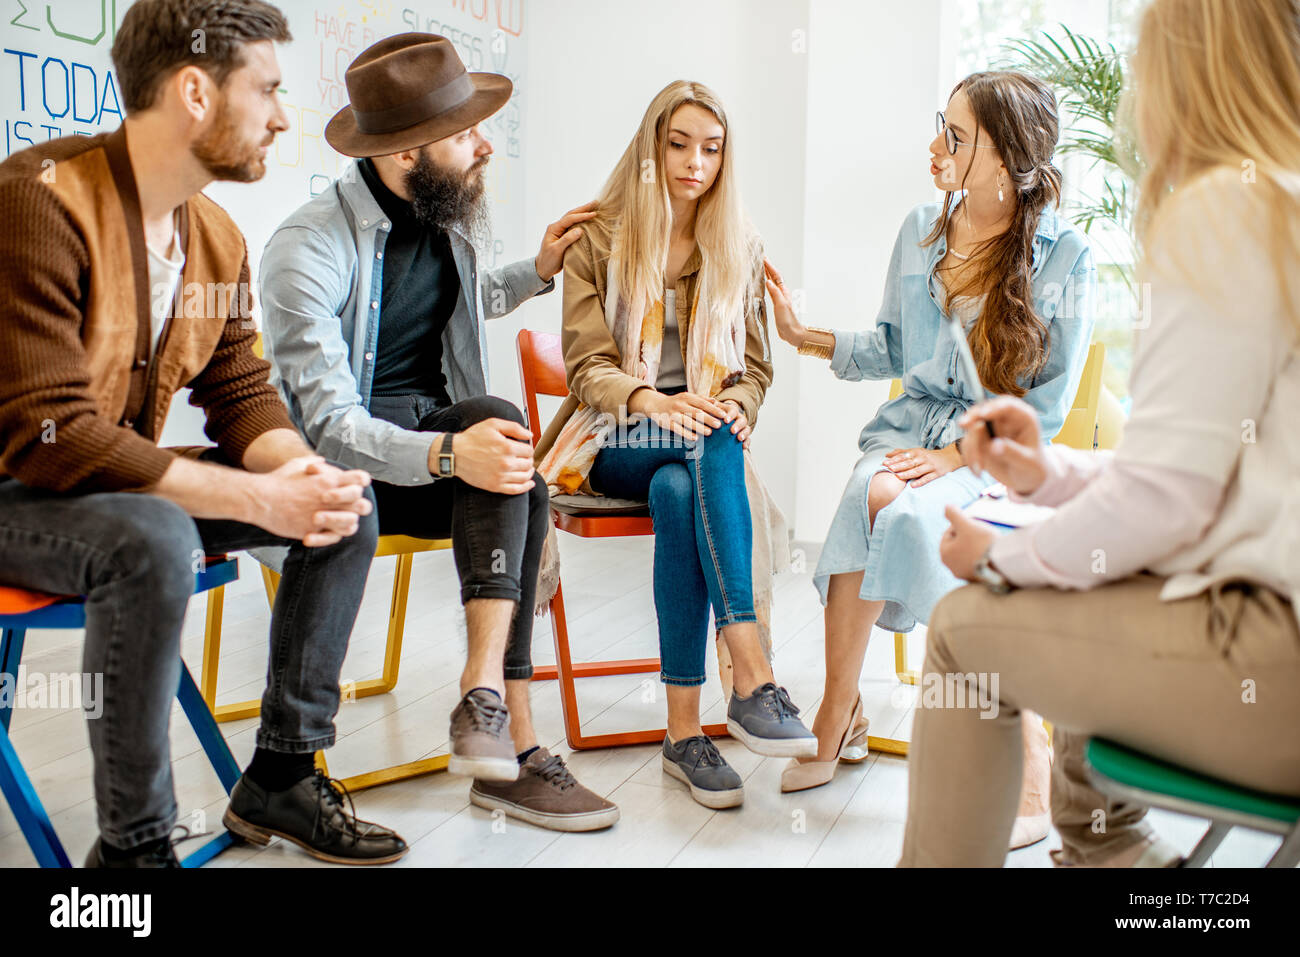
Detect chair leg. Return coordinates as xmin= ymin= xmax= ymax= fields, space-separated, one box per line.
xmin=0 ymin=722 xmax=72 ymax=867
xmin=204 ymin=568 xmax=279 ymax=723
xmin=0 ymin=626 xmax=72 ymax=868
xmin=1183 ymin=820 xmax=1232 ymax=868
xmin=857 ymin=632 xmax=918 ymax=758
xmin=177 ymin=662 xmax=247 ymax=867
xmin=550 ymin=580 xmax=585 ymax=750
xmin=350 ymin=553 xmax=413 ymax=700
xmin=260 ymin=564 xmax=280 ymax=604
xmin=542 ymin=580 xmax=724 ymax=750
xmin=199 ymin=585 xmax=225 ymax=713
xmin=1 ymin=626 xmax=26 ymax=733
xmin=894 ymin=632 xmax=918 ymax=685
xmin=1266 ymin=821 xmax=1300 ymax=868
xmin=177 ymin=663 xmax=242 ymax=793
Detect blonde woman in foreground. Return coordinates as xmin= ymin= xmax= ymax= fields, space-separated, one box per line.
xmin=901 ymin=0 xmax=1300 ymax=867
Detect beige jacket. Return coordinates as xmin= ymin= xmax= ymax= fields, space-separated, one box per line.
xmin=530 ymin=218 xmax=789 ymax=667
xmin=533 ymin=218 xmax=773 ymax=482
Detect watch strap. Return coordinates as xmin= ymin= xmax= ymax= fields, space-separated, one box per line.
xmin=436 ymin=432 xmax=455 ymax=477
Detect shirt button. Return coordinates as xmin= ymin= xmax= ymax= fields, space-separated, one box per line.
xmin=361 ymin=219 xmax=369 ymax=227
xmin=947 ymin=377 xmax=954 ymax=385
xmin=382 ymin=221 xmax=390 ymax=229
xmin=376 ymin=252 xmax=383 ymax=260
xmin=122 ymin=417 xmax=134 ymax=428
xmin=134 ymin=358 xmax=147 ymax=369
xmin=364 ymin=352 xmax=374 ymax=360
xmin=371 ymin=301 xmax=378 ymax=309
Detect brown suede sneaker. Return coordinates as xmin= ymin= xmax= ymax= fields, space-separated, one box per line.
xmin=449 ymin=689 xmax=518 ymax=782
xmin=469 ymin=747 xmax=620 ymax=832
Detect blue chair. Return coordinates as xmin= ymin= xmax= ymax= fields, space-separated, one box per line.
xmin=0 ymin=557 xmax=243 ymax=867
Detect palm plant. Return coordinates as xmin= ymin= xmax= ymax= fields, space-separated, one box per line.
xmin=1001 ymin=24 xmax=1140 ymax=290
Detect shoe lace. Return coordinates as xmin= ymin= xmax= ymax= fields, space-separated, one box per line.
xmin=688 ymin=736 xmax=726 ymax=771
xmin=310 ymin=769 xmax=363 ymax=842
xmin=167 ymin=824 xmax=211 ymax=849
xmin=532 ymin=753 xmax=577 ymax=791
xmin=757 ymin=684 xmax=801 ymax=721
xmin=463 ymin=692 xmax=510 ymax=736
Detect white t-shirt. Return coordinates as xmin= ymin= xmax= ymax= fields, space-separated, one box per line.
xmin=658 ymin=287 xmax=687 ymax=390
xmin=145 ymin=217 xmax=184 ymax=357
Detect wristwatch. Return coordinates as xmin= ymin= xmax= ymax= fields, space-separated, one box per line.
xmin=972 ymin=546 xmax=1013 ymax=594
xmin=435 ymin=432 xmax=455 ymax=478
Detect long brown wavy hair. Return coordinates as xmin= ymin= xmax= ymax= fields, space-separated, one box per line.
xmin=923 ymin=71 xmax=1063 ymax=396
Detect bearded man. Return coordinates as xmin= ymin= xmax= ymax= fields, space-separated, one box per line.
xmin=258 ymin=33 xmax=619 ymax=834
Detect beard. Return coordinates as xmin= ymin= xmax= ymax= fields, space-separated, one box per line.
xmin=191 ymin=94 xmax=269 ymax=183
xmin=405 ymin=149 xmax=492 ymax=249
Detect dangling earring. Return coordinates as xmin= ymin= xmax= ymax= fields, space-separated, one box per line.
xmin=998 ymin=177 xmax=1005 ymax=203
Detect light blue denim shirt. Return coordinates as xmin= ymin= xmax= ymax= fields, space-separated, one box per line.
xmin=259 ymin=160 xmax=553 ymax=486
xmin=830 ymin=200 xmax=1096 ymax=450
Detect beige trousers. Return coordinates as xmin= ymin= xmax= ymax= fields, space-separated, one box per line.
xmin=898 ymin=573 xmax=1300 ymax=866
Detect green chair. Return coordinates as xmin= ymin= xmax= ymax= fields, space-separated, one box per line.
xmin=1085 ymin=737 xmax=1300 ymax=867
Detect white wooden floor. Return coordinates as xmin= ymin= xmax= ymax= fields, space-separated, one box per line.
xmin=0 ymin=536 xmax=1282 ymax=867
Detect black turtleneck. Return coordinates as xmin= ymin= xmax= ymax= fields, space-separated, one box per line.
xmin=358 ymin=157 xmax=460 ymax=403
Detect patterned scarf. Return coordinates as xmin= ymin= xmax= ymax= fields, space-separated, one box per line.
xmin=538 ymin=257 xmax=747 ymax=492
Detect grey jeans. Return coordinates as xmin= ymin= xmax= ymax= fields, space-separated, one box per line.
xmin=0 ymin=465 xmax=377 ymax=849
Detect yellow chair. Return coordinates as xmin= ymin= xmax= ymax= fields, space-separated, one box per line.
xmin=199 ymin=531 xmax=457 ymax=793
xmin=199 ymin=334 xmax=456 ymax=791
xmin=876 ymin=342 xmax=1106 ymax=757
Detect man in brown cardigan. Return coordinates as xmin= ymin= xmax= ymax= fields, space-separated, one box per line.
xmin=0 ymin=0 xmax=406 ymax=867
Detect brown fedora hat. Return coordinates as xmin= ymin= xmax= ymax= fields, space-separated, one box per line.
xmin=325 ymin=33 xmax=512 ymax=158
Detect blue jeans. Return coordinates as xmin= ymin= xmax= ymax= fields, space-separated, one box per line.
xmin=589 ymin=398 xmax=755 ymax=686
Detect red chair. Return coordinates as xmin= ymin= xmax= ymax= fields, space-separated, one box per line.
xmin=517 ymin=329 xmax=728 ymax=749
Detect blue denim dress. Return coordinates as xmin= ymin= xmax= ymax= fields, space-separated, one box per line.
xmin=812 ymin=201 xmax=1097 ymax=631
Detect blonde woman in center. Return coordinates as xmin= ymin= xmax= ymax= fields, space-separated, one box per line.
xmin=536 ymin=80 xmax=814 ymax=809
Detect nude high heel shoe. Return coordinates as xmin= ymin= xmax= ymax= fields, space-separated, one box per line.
xmin=1010 ymin=711 xmax=1053 ymax=849
xmin=780 ymin=695 xmax=866 ymax=793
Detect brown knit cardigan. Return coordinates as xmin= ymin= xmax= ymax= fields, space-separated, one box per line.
xmin=0 ymin=125 xmax=293 ymax=493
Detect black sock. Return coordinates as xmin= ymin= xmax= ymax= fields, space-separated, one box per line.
xmin=517 ymin=746 xmax=539 ymax=765
xmin=101 ymin=835 xmax=169 ymax=861
xmin=467 ymin=687 xmax=502 ymax=701
xmin=244 ymin=747 xmax=316 ymax=791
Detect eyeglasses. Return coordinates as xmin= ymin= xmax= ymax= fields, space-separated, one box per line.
xmin=936 ymin=111 xmax=1000 ymax=155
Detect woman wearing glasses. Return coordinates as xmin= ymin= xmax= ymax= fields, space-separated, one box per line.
xmin=764 ymin=71 xmax=1095 ymax=847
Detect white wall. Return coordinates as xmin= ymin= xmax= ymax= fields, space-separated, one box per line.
xmin=791 ymin=0 xmax=952 ymax=541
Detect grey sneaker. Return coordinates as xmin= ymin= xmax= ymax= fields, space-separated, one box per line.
xmin=726 ymin=683 xmax=818 ymax=757
xmin=449 ymin=689 xmax=518 ymax=782
xmin=661 ymin=735 xmax=744 ymax=809
xmin=470 ymin=747 xmax=620 ymax=832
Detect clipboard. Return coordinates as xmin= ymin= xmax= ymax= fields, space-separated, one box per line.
xmin=962 ymin=483 xmax=1055 ymax=529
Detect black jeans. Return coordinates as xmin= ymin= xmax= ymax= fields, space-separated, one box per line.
xmin=368 ymin=393 xmax=549 ymax=680
xmin=0 ymin=466 xmax=377 ymax=849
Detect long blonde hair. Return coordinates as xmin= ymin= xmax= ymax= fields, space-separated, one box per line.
xmin=1126 ymin=0 xmax=1300 ymax=332
xmin=594 ymin=80 xmax=760 ymax=337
